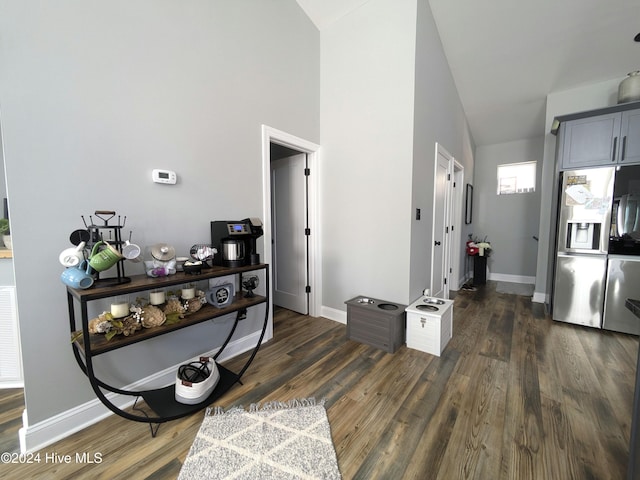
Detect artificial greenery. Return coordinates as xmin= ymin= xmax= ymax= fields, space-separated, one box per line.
xmin=0 ymin=218 xmax=10 ymax=235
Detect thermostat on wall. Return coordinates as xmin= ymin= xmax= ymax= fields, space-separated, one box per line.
xmin=152 ymin=169 xmax=177 ymax=184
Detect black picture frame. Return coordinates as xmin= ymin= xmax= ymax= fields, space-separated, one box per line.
xmin=465 ymin=184 xmax=473 ymax=224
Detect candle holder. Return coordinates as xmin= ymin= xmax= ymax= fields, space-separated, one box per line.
xmin=181 ymin=284 xmax=196 ymax=300
xmin=149 ymin=289 xmax=166 ymax=306
xmin=110 ymin=295 xmax=130 ymax=318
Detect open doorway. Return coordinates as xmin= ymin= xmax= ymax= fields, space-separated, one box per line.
xmin=430 ymin=143 xmax=464 ymax=299
xmin=261 ymin=126 xmax=321 ymax=324
xmin=0 ymin=120 xmax=23 ymax=454
xmin=449 ymin=161 xmax=464 ymax=291
xmin=270 ymin=146 xmax=308 ymax=314
xmin=431 ymin=143 xmax=453 ymax=298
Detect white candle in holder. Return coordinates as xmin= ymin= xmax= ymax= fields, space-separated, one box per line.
xmin=110 ymin=302 xmax=130 ymax=318
xmin=149 ymin=290 xmax=166 ymax=305
xmin=181 ymin=286 xmax=195 ymax=300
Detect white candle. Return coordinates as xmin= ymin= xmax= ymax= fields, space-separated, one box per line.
xmin=149 ymin=291 xmax=166 ymax=305
xmin=110 ymin=302 xmax=130 ymax=318
xmin=181 ymin=287 xmax=195 ymax=300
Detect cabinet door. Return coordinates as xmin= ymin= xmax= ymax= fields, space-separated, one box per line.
xmin=560 ymin=113 xmax=621 ymax=169
xmin=620 ymin=109 xmax=640 ymax=165
xmin=603 ymin=257 xmax=640 ymax=335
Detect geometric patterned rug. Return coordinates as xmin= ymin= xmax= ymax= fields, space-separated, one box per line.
xmin=178 ymin=398 xmax=342 ymax=480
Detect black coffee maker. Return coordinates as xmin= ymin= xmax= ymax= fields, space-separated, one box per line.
xmin=211 ymin=218 xmax=263 ymax=267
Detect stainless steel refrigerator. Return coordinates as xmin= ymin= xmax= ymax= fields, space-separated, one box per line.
xmin=553 ymin=167 xmax=615 ymax=328
xmin=603 ymin=255 xmax=640 ymax=334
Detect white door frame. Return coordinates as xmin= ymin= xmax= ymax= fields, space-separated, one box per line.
xmin=431 ymin=143 xmax=454 ymax=298
xmin=262 ymin=126 xmax=321 ymax=327
xmin=450 ymin=161 xmax=464 ymax=290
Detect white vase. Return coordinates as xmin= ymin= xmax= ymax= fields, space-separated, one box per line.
xmin=3 ymin=234 xmax=12 ymax=250
xmin=618 ymin=71 xmax=640 ymax=104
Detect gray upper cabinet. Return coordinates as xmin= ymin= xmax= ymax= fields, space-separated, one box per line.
xmin=620 ymin=109 xmax=640 ymax=165
xmin=558 ymin=108 xmax=640 ymax=170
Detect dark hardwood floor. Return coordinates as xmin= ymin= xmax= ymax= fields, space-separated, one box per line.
xmin=1 ymin=282 xmax=637 ymax=479
xmin=0 ymin=388 xmax=23 ymax=455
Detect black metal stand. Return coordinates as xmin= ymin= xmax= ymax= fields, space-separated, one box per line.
xmin=473 ymin=255 xmax=487 ymax=285
xmin=82 ymin=211 xmax=131 ymax=286
xmin=68 ymin=264 xmax=270 ymax=437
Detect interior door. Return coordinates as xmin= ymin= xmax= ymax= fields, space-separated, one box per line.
xmin=271 ymin=153 xmax=308 ymax=314
xmin=431 ymin=145 xmax=452 ymax=298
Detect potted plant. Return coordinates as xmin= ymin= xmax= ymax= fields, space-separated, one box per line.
xmin=0 ymin=218 xmax=11 ymax=250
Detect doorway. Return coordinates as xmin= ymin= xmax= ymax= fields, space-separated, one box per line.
xmin=430 ymin=143 xmax=456 ymax=299
xmin=261 ymin=126 xmax=320 ymax=324
xmin=449 ymin=161 xmax=464 ymax=290
xmin=270 ymin=149 xmax=308 ymax=314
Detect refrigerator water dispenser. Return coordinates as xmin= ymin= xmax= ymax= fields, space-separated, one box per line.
xmin=567 ymin=222 xmax=601 ymax=250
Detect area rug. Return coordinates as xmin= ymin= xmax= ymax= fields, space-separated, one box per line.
xmin=178 ymin=398 xmax=342 ymax=480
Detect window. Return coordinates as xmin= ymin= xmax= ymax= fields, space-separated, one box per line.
xmin=497 ymin=161 xmax=536 ymax=195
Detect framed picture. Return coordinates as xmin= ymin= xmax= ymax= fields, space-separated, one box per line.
xmin=465 ymin=184 xmax=473 ymax=224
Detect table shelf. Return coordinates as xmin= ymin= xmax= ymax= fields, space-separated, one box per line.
xmin=67 ymin=263 xmax=270 ymax=433
xmin=73 ymin=293 xmax=266 ymax=355
xmin=139 ymin=363 xmax=238 ymax=420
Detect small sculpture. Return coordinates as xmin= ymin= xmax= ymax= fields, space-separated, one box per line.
xmin=242 ymin=275 xmax=259 ymax=298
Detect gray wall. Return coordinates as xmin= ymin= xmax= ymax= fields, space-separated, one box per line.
xmin=474 ymin=137 xmax=544 ymax=279
xmin=320 ymin=0 xmax=417 ymax=307
xmin=411 ymin=0 xmax=475 ymax=299
xmin=0 ymin=0 xmax=319 ymax=425
xmin=320 ymin=0 xmax=475 ymax=309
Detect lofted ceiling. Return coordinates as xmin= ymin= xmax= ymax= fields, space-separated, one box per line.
xmin=296 ymin=0 xmax=640 ymax=147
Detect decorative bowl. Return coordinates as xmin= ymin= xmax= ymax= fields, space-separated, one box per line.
xmin=183 ymin=261 xmax=202 ymax=275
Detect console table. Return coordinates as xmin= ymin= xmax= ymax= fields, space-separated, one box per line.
xmin=67 ymin=263 xmax=269 ymax=435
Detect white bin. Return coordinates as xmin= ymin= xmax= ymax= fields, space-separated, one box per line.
xmin=405 ymin=296 xmax=453 ymax=356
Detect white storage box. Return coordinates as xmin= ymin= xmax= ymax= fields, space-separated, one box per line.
xmin=175 ymin=357 xmax=220 ymax=405
xmin=405 ymin=296 xmax=453 ymax=356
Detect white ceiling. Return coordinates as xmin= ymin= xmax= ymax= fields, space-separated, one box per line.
xmin=296 ymin=0 xmax=640 ymax=146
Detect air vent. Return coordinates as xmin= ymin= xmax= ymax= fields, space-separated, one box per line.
xmin=0 ymin=287 xmax=21 ymax=384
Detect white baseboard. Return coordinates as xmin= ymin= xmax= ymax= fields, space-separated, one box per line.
xmin=488 ymin=273 xmax=536 ymax=284
xmin=19 ymin=330 xmax=267 ymax=454
xmin=0 ymin=380 xmax=24 ymax=389
xmin=532 ymin=291 xmax=548 ymax=304
xmin=320 ymin=306 xmax=346 ymax=324
xmin=452 ymin=272 xmax=471 ymax=291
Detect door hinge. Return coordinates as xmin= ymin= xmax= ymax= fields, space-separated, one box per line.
xmin=305 ymin=285 xmax=311 ymax=293
xmin=446 ymin=226 xmax=449 ymax=233
xmin=304 ymin=168 xmax=310 ymax=176
xmin=447 ymin=173 xmax=451 ymax=181
xmin=444 ymin=278 xmax=447 ymax=285
xmin=305 ymin=228 xmax=311 ymax=236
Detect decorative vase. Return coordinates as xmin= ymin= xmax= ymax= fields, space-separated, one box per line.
xmin=2 ymin=235 xmax=11 ymax=250
xmin=618 ymin=71 xmax=640 ymax=104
